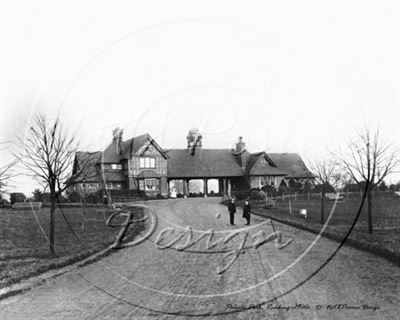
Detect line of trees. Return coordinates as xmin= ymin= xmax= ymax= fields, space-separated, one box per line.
xmin=309 ymin=127 xmax=399 ymax=234
xmin=309 ymin=159 xmax=342 ymax=224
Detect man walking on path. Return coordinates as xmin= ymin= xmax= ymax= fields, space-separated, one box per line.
xmin=243 ymin=200 xmax=251 ymax=225
xmin=228 ymin=198 xmax=236 ymax=225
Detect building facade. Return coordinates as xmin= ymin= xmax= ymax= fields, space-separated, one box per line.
xmin=71 ymin=128 xmax=314 ymax=198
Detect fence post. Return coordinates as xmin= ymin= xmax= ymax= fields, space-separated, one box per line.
xmin=289 ymin=200 xmax=292 ymax=214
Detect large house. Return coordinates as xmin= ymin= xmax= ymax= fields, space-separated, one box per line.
xmin=71 ymin=128 xmax=314 ymax=198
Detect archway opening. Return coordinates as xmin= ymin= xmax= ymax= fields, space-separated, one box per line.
xmin=188 ymin=179 xmax=204 ymax=197
xmin=207 ymin=179 xmax=219 ymax=196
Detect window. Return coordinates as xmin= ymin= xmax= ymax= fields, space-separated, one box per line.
xmin=144 ymin=179 xmax=159 ymax=191
xmin=139 ymin=180 xmax=145 ymax=190
xmin=111 ymin=164 xmax=122 ymax=170
xmin=105 ymin=182 xmax=121 ymax=190
xmin=139 ymin=157 xmax=156 ymax=168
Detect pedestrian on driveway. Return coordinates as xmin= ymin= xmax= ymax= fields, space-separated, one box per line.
xmin=243 ymin=200 xmax=251 ymax=225
xmin=228 ymin=198 xmax=236 ymax=225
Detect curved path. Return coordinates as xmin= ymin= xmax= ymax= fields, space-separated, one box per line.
xmin=1 ymin=198 xmax=399 ymax=319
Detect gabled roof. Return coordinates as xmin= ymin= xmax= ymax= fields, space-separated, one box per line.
xmin=71 ymin=151 xmax=102 ymax=183
xmin=73 ymin=151 xmax=128 ymax=183
xmin=101 ymin=143 xmax=121 ymax=163
xmin=102 ymin=133 xmax=168 ymax=163
xmin=268 ymin=153 xmax=314 ymax=178
xmin=165 ymin=149 xmax=244 ymax=178
xmin=246 ymin=152 xmax=288 ymax=176
xmin=238 ymin=151 xmax=286 ymax=176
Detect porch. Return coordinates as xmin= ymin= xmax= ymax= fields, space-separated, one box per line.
xmin=167 ymin=177 xmax=246 ymax=199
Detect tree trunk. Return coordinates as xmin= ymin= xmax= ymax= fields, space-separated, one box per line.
xmin=82 ymin=196 xmax=87 ymax=239
xmin=49 ymin=199 xmax=56 ymax=256
xmin=321 ymin=186 xmax=325 ymax=224
xmin=367 ymin=186 xmax=373 ymax=234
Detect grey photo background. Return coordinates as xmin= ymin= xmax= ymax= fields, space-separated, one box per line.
xmin=0 ymin=0 xmax=399 ymax=194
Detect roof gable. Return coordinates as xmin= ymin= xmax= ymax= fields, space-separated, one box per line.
xmin=102 ymin=133 xmax=168 ymax=163
xmin=246 ymin=152 xmax=287 ymax=176
xmin=72 ymin=151 xmax=102 ymax=182
xmin=268 ymin=153 xmax=314 ymax=178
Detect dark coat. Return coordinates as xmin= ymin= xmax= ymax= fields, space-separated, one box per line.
xmin=228 ymin=202 xmax=236 ymax=214
xmin=243 ymin=204 xmax=251 ymax=218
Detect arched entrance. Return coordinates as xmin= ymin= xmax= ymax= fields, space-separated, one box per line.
xmin=188 ymin=179 xmax=204 ymax=197
xmin=207 ymin=179 xmax=219 ymax=196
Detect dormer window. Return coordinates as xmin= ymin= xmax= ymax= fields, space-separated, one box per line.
xmin=139 ymin=157 xmax=156 ymax=169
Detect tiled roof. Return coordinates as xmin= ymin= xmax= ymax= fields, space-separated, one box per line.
xmin=101 ymin=171 xmax=127 ymax=182
xmin=268 ymin=153 xmax=314 ymax=178
xmin=101 ymin=143 xmax=121 ymax=163
xmin=136 ymin=170 xmax=165 ymax=178
xmin=102 ymin=133 xmax=168 ymax=162
xmin=121 ymin=134 xmax=151 ymax=159
xmin=244 ymin=152 xmax=287 ymax=176
xmin=73 ymin=152 xmax=127 ymax=183
xmin=72 ymin=151 xmax=102 ymax=182
xmin=165 ymin=149 xmax=244 ymax=178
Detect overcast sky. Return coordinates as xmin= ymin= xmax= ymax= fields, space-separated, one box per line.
xmin=1 ymin=1 xmax=399 ymax=195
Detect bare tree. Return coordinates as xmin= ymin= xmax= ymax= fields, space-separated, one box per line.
xmin=0 ymin=142 xmax=18 ymax=199
xmin=18 ymin=114 xmax=95 ymax=255
xmin=337 ymin=127 xmax=398 ymax=234
xmin=309 ymin=159 xmax=341 ymax=224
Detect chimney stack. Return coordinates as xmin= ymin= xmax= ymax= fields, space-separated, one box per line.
xmin=187 ymin=128 xmax=202 ymax=155
xmin=112 ymin=128 xmax=123 ymax=155
xmin=236 ymin=136 xmax=245 ymax=153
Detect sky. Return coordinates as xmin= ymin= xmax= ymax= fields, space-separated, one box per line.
xmin=1 ymin=0 xmax=399 ymax=196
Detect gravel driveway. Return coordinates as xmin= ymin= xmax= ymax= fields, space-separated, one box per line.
xmin=1 ymin=198 xmax=399 ymax=319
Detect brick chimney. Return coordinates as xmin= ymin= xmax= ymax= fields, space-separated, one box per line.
xmin=236 ymin=136 xmax=245 ymax=153
xmin=187 ymin=128 xmax=202 ymax=155
xmin=112 ymin=128 xmax=123 ymax=155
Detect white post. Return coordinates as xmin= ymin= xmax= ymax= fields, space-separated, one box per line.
xmin=289 ymin=200 xmax=292 ymax=214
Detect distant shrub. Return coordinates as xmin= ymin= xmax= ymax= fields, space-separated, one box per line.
xmin=10 ymin=193 xmax=26 ymax=205
xmin=67 ymin=191 xmax=81 ymax=203
xmin=249 ymin=189 xmax=264 ymax=200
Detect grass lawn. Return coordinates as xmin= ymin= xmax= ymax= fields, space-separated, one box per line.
xmin=0 ymin=206 xmax=146 ymax=289
xmin=248 ymin=193 xmax=400 ymax=263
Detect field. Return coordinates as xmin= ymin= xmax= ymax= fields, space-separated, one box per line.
xmin=0 ymin=206 xmax=145 ymax=289
xmin=249 ymin=192 xmax=400 ymax=263
xmin=1 ymin=194 xmax=399 ymax=291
